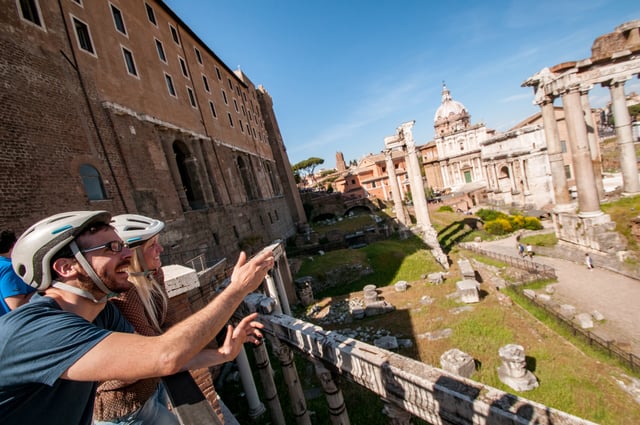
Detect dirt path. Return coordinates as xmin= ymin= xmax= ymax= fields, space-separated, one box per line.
xmin=479 ymin=233 xmax=640 ymax=357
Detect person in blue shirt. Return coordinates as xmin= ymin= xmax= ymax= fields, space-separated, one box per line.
xmin=0 ymin=230 xmax=35 ymax=315
xmin=0 ymin=211 xmax=273 ymax=425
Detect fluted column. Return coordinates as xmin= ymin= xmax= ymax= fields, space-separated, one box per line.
xmin=253 ymin=341 xmax=286 ymax=425
xmin=271 ymin=338 xmax=311 ymax=425
xmin=580 ymin=86 xmax=605 ymax=199
xmin=313 ymin=360 xmax=350 ymax=425
xmin=539 ymin=97 xmax=571 ymax=207
xmin=605 ymin=78 xmax=640 ymax=194
xmin=562 ymin=86 xmax=601 ymax=217
xmin=384 ymin=149 xmax=408 ymax=227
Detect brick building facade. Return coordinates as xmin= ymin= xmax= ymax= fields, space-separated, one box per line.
xmin=0 ymin=0 xmax=306 ymax=266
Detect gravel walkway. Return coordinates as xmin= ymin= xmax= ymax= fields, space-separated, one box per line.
xmin=478 ymin=233 xmax=640 ymax=358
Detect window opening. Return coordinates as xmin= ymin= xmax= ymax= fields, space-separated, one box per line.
xmin=111 ymin=4 xmax=126 ymax=35
xmin=80 ymin=164 xmax=106 ymax=200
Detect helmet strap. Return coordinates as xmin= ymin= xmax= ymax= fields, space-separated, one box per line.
xmin=51 ymin=281 xmax=108 ymax=304
xmin=69 ymin=241 xmax=120 ymax=300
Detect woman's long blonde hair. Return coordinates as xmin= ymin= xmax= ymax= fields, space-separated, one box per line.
xmin=128 ymin=236 xmax=168 ymax=333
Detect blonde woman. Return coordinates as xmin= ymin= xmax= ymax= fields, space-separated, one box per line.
xmin=94 ymin=214 xmax=263 ymax=425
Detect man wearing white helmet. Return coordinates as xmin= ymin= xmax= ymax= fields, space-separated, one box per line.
xmin=0 ymin=211 xmax=273 ymax=425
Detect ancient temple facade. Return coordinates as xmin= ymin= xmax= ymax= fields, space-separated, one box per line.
xmin=522 ymin=20 xmax=640 ymax=253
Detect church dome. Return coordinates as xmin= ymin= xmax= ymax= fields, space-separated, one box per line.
xmin=434 ymin=84 xmax=467 ymax=122
xmin=434 ymin=83 xmax=470 ymax=136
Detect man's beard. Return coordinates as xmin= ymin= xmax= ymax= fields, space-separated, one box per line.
xmin=77 ymin=260 xmax=132 ymax=295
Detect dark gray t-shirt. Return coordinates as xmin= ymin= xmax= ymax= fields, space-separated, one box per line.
xmin=0 ymin=294 xmax=133 ymax=425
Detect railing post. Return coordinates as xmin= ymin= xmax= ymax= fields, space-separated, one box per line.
xmin=381 ymin=399 xmax=413 ymax=424
xmin=313 ymin=359 xmax=350 ymax=425
xmin=271 ymin=337 xmax=312 ymax=425
xmin=253 ymin=340 xmax=286 ymax=425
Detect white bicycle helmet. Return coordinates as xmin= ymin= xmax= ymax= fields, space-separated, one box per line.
xmin=111 ymin=214 xmax=165 ymax=247
xmin=12 ymin=211 xmax=112 ymax=290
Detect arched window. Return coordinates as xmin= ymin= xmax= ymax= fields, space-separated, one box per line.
xmin=237 ymin=156 xmax=257 ymax=200
xmin=80 ymin=164 xmax=106 ymax=200
xmin=173 ymin=141 xmax=205 ymax=210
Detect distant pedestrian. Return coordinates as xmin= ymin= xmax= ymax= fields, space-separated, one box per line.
xmin=526 ymin=244 xmax=533 ymax=258
xmin=585 ymin=253 xmax=594 ymax=270
xmin=517 ymin=243 xmax=525 ymax=257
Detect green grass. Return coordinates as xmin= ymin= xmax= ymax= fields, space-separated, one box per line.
xmin=601 ymin=194 xmax=640 ymax=250
xmin=519 ymin=232 xmax=558 ymax=247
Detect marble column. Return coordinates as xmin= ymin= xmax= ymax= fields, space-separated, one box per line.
xmin=605 ymin=78 xmax=640 ymax=194
xmin=508 ymin=162 xmax=517 ymax=193
xmin=580 ymin=86 xmax=605 ymax=199
xmin=562 ymin=86 xmax=602 ymax=217
xmin=401 ymin=122 xmax=431 ymax=229
xmin=236 ymin=347 xmax=266 ymax=418
xmin=253 ymin=341 xmax=286 ymax=425
xmin=384 ymin=148 xmax=408 ymax=227
xmin=539 ymin=97 xmax=572 ymax=207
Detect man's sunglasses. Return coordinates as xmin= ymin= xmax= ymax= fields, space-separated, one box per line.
xmin=80 ymin=240 xmax=128 ymax=254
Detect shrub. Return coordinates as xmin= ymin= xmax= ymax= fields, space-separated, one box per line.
xmin=484 ymin=218 xmax=513 ymax=235
xmin=524 ymin=216 xmax=543 ymax=230
xmin=438 ymin=205 xmax=454 ymax=212
xmin=476 ymin=208 xmax=508 ymax=222
xmin=509 ymin=214 xmax=525 ymax=230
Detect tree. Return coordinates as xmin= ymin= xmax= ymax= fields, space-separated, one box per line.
xmin=292 ymin=157 xmax=324 ymax=187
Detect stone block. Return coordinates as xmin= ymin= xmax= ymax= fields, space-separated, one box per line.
xmin=374 ymin=335 xmax=398 ymax=350
xmin=458 ymin=259 xmax=475 ymax=280
xmin=523 ymin=289 xmax=536 ymax=299
xmin=575 ymin=312 xmax=594 ymax=329
xmin=456 ymin=279 xmax=480 ymax=303
xmin=592 ymin=310 xmax=605 ymax=321
xmin=440 ymin=348 xmax=475 ymax=378
xmin=163 ymin=264 xmax=200 ymax=297
xmin=394 ymin=280 xmax=408 ymax=292
xmin=427 ymin=272 xmax=444 ymax=284
xmin=536 ymin=294 xmax=551 ymax=303
xmin=560 ymin=304 xmax=577 ymax=318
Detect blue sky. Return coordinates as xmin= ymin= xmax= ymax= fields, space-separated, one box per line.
xmin=164 ymin=1 xmax=640 ymax=169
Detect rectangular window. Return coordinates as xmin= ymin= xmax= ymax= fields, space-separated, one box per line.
xmin=564 ymin=164 xmax=572 ymax=179
xmin=233 ymin=99 xmax=239 ymax=112
xmin=72 ymin=17 xmax=95 ymax=54
xmin=179 ymin=57 xmax=188 ymax=77
xmin=209 ymin=101 xmax=217 ymax=118
xmin=215 ymin=67 xmax=221 ymax=80
xmin=560 ymin=140 xmax=567 ymax=153
xmin=18 ymin=0 xmax=43 ymax=27
xmin=228 ymin=78 xmax=233 ymax=90
xmin=227 ymin=112 xmax=234 ymax=127
xmin=202 ymin=75 xmax=210 ymax=92
xmin=145 ymin=3 xmax=156 ymax=25
xmin=165 ymin=73 xmax=176 ymax=97
xmin=194 ymin=47 xmax=202 ymax=64
xmin=155 ymin=39 xmax=166 ymax=62
xmin=110 ymin=4 xmax=126 ymax=35
xmin=239 ymin=119 xmax=244 ymax=132
xmin=187 ymin=87 xmax=196 ymax=107
xmin=221 ymin=89 xmax=228 ymax=105
xmin=169 ymin=24 xmax=179 ymax=44
xmin=122 ymin=47 xmax=137 ymax=76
